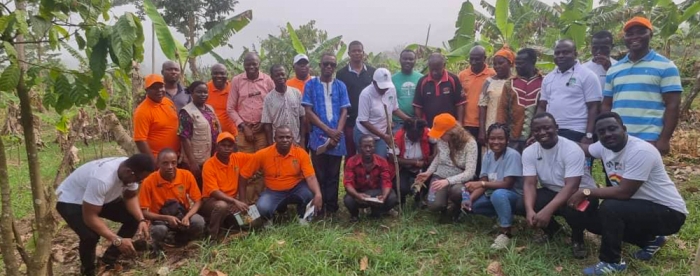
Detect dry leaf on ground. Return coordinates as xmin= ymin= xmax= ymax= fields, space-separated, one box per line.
xmin=515 ymin=246 xmax=526 ymax=253
xmin=487 ymin=261 xmax=504 ymax=276
xmin=428 ymin=230 xmax=437 ymax=235
xmin=200 ymin=266 xmax=227 ymax=276
xmin=156 ymin=266 xmax=170 ymax=276
xmin=360 ymin=256 xmax=368 ymax=271
xmin=277 ymin=240 xmax=286 ymax=245
xmin=555 ymin=266 xmax=563 ymax=272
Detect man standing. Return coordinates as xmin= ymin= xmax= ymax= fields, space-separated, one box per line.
xmin=568 ymin=112 xmax=687 ymax=275
xmin=162 ymin=61 xmax=190 ymax=111
xmin=239 ymin=126 xmax=323 ymax=225
xmin=302 ymin=53 xmax=351 ymax=216
xmin=336 ymin=41 xmax=376 ymax=156
xmin=262 ymin=65 xmax=306 ymax=147
xmin=583 ymin=31 xmax=617 ymax=89
xmin=140 ymin=149 xmax=205 ymax=249
xmin=413 ymin=53 xmax=466 ymax=127
xmin=199 ymin=132 xmax=252 ymax=238
xmin=537 ymin=39 xmax=602 ymax=145
xmin=602 ymin=17 xmax=682 ymax=156
xmin=133 ymin=74 xmax=180 ymax=161
xmin=207 ymin=64 xmax=238 ymax=136
xmin=355 ymin=68 xmax=410 ymax=158
xmin=343 ymin=134 xmax=398 ymax=222
xmin=459 ymin=46 xmax=495 ymax=142
xmin=496 ymin=48 xmax=543 ymax=152
xmin=56 ymin=154 xmax=154 ymax=276
xmin=227 ymin=52 xmax=275 ymax=153
xmin=392 ymin=49 xmax=423 ymax=131
xmin=520 ymin=113 xmax=598 ymax=259
xmin=287 ymin=54 xmax=312 ymax=94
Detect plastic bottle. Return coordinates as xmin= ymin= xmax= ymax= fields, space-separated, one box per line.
xmin=427 ymin=186 xmax=436 ymax=203
xmin=461 ymin=187 xmax=471 ymax=209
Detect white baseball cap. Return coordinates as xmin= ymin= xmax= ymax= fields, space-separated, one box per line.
xmin=293 ymin=54 xmax=309 ymax=64
xmin=373 ymin=68 xmax=394 ymax=90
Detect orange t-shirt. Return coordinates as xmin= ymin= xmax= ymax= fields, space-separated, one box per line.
xmin=201 ymin=152 xmax=253 ymax=197
xmin=139 ymin=169 xmax=202 ymax=213
xmin=458 ymin=66 xmax=496 ymax=127
xmin=133 ymin=97 xmax=180 ymax=158
xmin=206 ymin=81 xmax=238 ymax=137
xmin=286 ymin=76 xmax=311 ymax=95
xmin=240 ymin=144 xmax=315 ymax=191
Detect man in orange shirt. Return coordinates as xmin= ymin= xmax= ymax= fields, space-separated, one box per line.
xmin=133 ymin=74 xmax=180 ymax=161
xmin=239 ymin=126 xmax=323 ymax=225
xmin=140 ymin=149 xmax=204 ymax=248
xmin=458 ymin=46 xmax=495 ymax=177
xmin=207 ymin=64 xmax=238 ymax=137
xmin=287 ymin=54 xmax=312 ymax=94
xmin=198 ymin=132 xmax=251 ymax=238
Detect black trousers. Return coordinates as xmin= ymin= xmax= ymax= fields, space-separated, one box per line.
xmin=465 ymin=126 xmax=482 ymax=179
xmin=516 ymin=188 xmax=599 ymax=243
xmin=586 ymin=199 xmax=685 ymax=263
xmin=56 ymin=200 xmax=139 ymax=276
xmin=343 ymin=189 xmax=398 ymax=217
xmin=311 ymin=151 xmax=343 ymax=213
xmin=397 ymin=168 xmax=418 ymax=203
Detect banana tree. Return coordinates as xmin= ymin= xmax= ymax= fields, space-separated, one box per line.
xmin=286 ymin=22 xmax=346 ymax=72
xmin=143 ymin=0 xmax=252 ymax=79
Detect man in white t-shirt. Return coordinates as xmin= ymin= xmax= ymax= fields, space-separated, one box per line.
xmin=55 ymin=154 xmax=155 ymax=276
xmin=355 ymin=68 xmax=410 ymax=158
xmin=520 ymin=112 xmax=598 ymax=259
xmin=583 ymin=30 xmax=617 ymax=89
xmin=567 ymin=112 xmax=687 ymax=275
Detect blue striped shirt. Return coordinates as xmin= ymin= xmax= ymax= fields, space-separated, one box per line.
xmin=604 ymin=50 xmax=682 ymax=141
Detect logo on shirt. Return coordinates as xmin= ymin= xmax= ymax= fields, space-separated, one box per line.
xmin=608 ymin=173 xmax=621 ymax=186
xmin=248 ymin=91 xmax=262 ymax=97
xmin=605 ymin=161 xmax=622 ymax=171
xmin=442 ymin=87 xmax=451 ymax=94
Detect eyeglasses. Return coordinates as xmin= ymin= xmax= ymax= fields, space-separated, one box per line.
xmin=322 ymin=62 xmax=337 ymax=68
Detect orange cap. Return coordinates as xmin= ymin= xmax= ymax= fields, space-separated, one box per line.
xmin=428 ymin=113 xmax=458 ymax=139
xmin=144 ymin=74 xmax=164 ymax=89
xmin=216 ymin=131 xmax=236 ymax=143
xmin=623 ymin=16 xmax=652 ymax=32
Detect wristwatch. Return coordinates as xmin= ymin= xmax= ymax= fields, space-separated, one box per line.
xmin=585 ymin=133 xmax=593 ymax=139
xmin=112 ymin=236 xmax=123 ymax=247
xmin=582 ymin=188 xmax=591 ymax=197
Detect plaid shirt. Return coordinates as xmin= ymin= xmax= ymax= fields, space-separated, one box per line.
xmin=343 ymin=155 xmax=394 ymax=192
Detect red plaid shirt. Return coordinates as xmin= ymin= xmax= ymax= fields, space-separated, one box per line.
xmin=343 ymin=155 xmax=394 ymax=192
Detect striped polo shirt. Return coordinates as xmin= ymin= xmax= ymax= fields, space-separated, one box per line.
xmin=604 ymin=50 xmax=682 ymax=141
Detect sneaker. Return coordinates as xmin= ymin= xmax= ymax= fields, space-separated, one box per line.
xmin=633 ymin=236 xmax=666 ymax=261
xmin=263 ymin=220 xmax=274 ymax=229
xmin=490 ymin=234 xmax=511 ymax=250
xmin=582 ymin=261 xmax=628 ymax=275
xmin=572 ymin=242 xmax=588 ymax=259
xmin=315 ymin=138 xmax=331 ymax=155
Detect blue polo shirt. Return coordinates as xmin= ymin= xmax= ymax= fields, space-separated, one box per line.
xmin=604 ymin=50 xmax=683 ymax=141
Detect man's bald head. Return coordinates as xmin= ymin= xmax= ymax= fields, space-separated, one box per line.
xmin=210 ymin=63 xmax=228 ymax=89
xmin=243 ymin=52 xmax=260 ymax=62
xmin=428 ymin=53 xmax=446 ymax=80
xmin=428 ymin=53 xmax=446 ymax=64
xmin=161 ymin=61 xmax=180 ymax=83
xmin=211 ymin=63 xmax=226 ymax=73
xmin=469 ymin=45 xmax=487 ymax=73
xmin=469 ymin=46 xmax=486 ymax=55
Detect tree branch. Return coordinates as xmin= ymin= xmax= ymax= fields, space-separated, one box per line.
xmin=11 ymin=30 xmax=80 ymax=45
xmin=11 ymin=220 xmax=30 ymax=265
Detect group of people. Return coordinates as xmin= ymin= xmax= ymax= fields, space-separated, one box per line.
xmin=56 ymin=16 xmax=688 ymax=275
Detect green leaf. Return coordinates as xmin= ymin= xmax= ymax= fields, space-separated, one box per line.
xmin=89 ymin=37 xmax=109 ymax=89
xmin=336 ymin=42 xmax=347 ymax=63
xmin=75 ymin=32 xmax=86 ymax=50
xmin=189 ymin=10 xmax=253 ymax=57
xmin=96 ymin=97 xmax=107 ymax=110
xmin=60 ymin=41 xmax=87 ymax=66
xmin=111 ymin=14 xmax=140 ymax=70
xmin=0 ymin=64 xmax=20 ymax=92
xmin=30 ymin=15 xmax=52 ymax=37
xmin=448 ymin=1 xmax=476 ymax=50
xmin=48 ymin=28 xmax=58 ymax=50
xmin=3 ymin=41 xmax=17 ymax=60
xmin=0 ymin=15 xmax=13 ymax=35
xmin=130 ymin=13 xmax=145 ymax=62
xmin=495 ymin=0 xmax=509 ymax=40
xmin=680 ymin=1 xmax=700 ymax=22
xmin=55 ymin=114 xmax=70 ymax=133
xmin=144 ymin=0 xmax=188 ymax=63
xmin=286 ymin=22 xmax=307 ymax=55
xmin=310 ymin=35 xmax=343 ymax=57
xmin=53 ymin=74 xmax=72 ymax=113
xmin=14 ymin=10 xmax=29 ymax=36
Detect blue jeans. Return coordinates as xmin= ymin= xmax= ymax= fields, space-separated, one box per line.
xmin=470 ymin=189 xmax=520 ymax=227
xmin=392 ymin=121 xmax=403 ymax=135
xmin=256 ymin=181 xmax=314 ymax=219
xmin=353 ymin=126 xmax=388 ymax=158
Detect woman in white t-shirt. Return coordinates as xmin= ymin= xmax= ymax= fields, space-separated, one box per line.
xmin=416 ymin=113 xmax=478 ymax=222
xmin=464 ymin=123 xmax=523 ymax=250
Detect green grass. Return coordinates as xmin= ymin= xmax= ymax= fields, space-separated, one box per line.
xmin=5 ymin=126 xmax=700 ymax=275
xmin=128 ymin=176 xmax=700 ymax=276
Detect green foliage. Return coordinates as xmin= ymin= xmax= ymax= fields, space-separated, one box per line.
xmin=448 ymin=1 xmax=475 ymax=50
xmin=143 ymin=0 xmax=187 ymax=64
xmin=0 ymin=64 xmax=20 ymax=91
xmin=287 ymin=22 xmax=307 ymax=55
xmin=189 ymin=10 xmax=252 ymax=57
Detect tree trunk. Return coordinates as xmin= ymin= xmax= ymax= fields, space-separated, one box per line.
xmin=0 ymin=132 xmax=20 ymax=276
xmin=680 ymin=64 xmax=700 ymax=120
xmin=16 ymin=1 xmax=56 ymax=274
xmin=187 ymin=14 xmax=198 ymax=80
